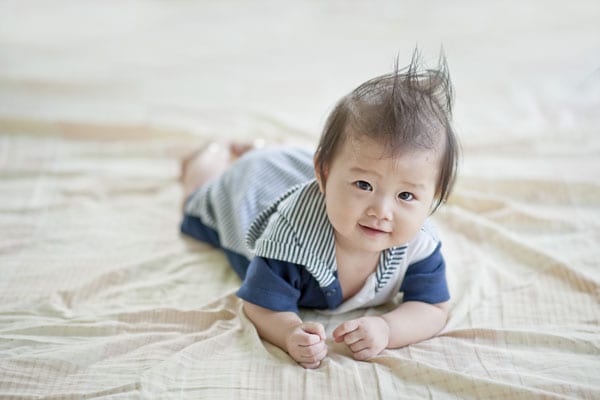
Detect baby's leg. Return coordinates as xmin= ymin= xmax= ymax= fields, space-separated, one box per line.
xmin=180 ymin=141 xmax=260 ymax=210
xmin=180 ymin=142 xmax=230 ymax=204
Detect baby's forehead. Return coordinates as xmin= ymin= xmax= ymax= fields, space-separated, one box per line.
xmin=341 ymin=138 xmax=440 ymax=179
xmin=345 ymin=128 xmax=445 ymax=162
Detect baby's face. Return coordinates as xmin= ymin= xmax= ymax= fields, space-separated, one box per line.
xmin=316 ymin=135 xmax=438 ymax=256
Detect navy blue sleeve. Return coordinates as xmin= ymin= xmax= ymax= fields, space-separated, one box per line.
xmin=236 ymin=256 xmax=303 ymax=314
xmin=400 ymin=243 xmax=450 ymax=304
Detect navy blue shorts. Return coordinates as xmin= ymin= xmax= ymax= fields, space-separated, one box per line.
xmin=180 ymin=214 xmax=250 ymax=280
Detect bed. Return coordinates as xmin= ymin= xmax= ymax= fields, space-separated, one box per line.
xmin=1 ymin=1 xmax=599 ymax=399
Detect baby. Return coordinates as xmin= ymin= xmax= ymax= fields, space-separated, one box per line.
xmin=180 ymin=53 xmax=459 ymax=368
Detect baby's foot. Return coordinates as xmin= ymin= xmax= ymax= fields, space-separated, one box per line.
xmin=179 ymin=139 xmax=268 ymax=211
xmin=229 ymin=139 xmax=267 ymax=159
xmin=180 ymin=139 xmax=268 ymax=184
xmin=179 ymin=142 xmax=230 ymax=209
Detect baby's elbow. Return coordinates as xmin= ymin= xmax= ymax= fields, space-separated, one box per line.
xmin=242 ymin=300 xmax=261 ymax=321
xmin=434 ymin=301 xmax=449 ymax=312
xmin=433 ymin=301 xmax=450 ymax=322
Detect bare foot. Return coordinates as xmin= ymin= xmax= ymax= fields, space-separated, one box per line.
xmin=229 ymin=138 xmax=267 ymax=159
xmin=180 ymin=139 xmax=267 ymax=211
xmin=229 ymin=143 xmax=254 ymax=158
xmin=180 ymin=142 xmax=230 ymax=210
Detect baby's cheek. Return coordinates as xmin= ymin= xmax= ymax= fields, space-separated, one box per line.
xmin=327 ymin=204 xmax=352 ymax=232
xmin=396 ymin=215 xmax=424 ymax=241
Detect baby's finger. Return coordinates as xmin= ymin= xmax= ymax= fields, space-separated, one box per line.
xmin=302 ymin=322 xmax=326 ymax=340
xmin=298 ymin=345 xmax=320 ymax=360
xmin=293 ymin=331 xmax=322 ymax=347
xmin=313 ymin=344 xmax=328 ymax=363
xmin=332 ymin=320 xmax=359 ymax=342
xmin=297 ymin=351 xmax=321 ymax=364
xmin=297 ymin=343 xmax=327 ymax=365
xmin=342 ymin=329 xmax=366 ymax=346
xmin=349 ymin=339 xmax=369 ymax=354
xmin=351 ymin=347 xmax=376 ymax=361
xmin=300 ymin=360 xmax=321 ymax=369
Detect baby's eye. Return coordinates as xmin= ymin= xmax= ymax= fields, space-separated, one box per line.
xmin=354 ymin=180 xmax=373 ymax=191
xmin=398 ymin=192 xmax=414 ymax=201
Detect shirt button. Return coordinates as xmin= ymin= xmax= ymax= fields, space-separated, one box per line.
xmin=326 ymin=290 xmax=336 ymax=297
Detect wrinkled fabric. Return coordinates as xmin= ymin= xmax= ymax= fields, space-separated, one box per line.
xmin=1 ymin=1 xmax=599 ymax=398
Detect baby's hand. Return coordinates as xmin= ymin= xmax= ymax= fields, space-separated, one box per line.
xmin=285 ymin=322 xmax=328 ymax=369
xmin=332 ymin=316 xmax=390 ymax=361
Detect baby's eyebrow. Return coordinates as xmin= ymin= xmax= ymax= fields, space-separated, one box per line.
xmin=399 ymin=181 xmax=426 ymax=191
xmin=350 ymin=166 xmax=426 ymax=190
xmin=349 ymin=166 xmax=381 ymax=177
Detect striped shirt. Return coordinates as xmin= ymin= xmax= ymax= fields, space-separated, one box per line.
xmin=184 ymin=146 xmax=316 ymax=260
xmin=183 ymin=146 xmax=449 ymax=314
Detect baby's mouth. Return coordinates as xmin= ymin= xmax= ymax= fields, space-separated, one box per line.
xmin=359 ymin=224 xmax=389 ymax=236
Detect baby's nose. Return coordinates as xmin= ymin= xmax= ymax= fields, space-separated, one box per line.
xmin=368 ymin=196 xmax=393 ymax=220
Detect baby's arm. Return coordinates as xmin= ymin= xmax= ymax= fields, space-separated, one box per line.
xmin=333 ymin=301 xmax=448 ymax=360
xmin=242 ymin=301 xmax=328 ymax=369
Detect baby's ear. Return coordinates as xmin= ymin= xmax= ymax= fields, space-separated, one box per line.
xmin=316 ymin=173 xmax=326 ymax=193
xmin=313 ymin=154 xmax=327 ymax=193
